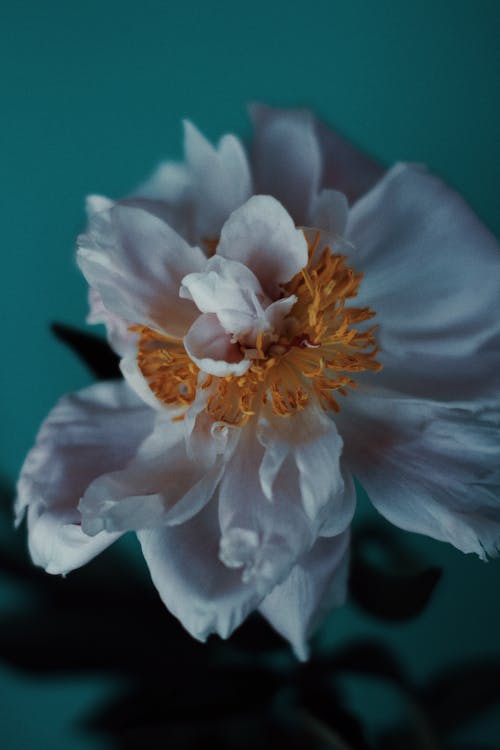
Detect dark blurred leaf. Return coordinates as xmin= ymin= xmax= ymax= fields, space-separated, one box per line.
xmin=51 ymin=322 xmax=121 ymax=380
xmin=317 ymin=641 xmax=407 ymax=685
xmin=422 ymin=662 xmax=500 ymax=735
xmin=350 ymin=524 xmax=442 ymax=621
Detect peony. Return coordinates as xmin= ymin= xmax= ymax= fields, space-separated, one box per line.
xmin=16 ymin=105 xmax=500 ymax=658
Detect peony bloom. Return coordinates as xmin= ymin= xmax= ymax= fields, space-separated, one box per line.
xmin=16 ymin=105 xmax=500 ymax=659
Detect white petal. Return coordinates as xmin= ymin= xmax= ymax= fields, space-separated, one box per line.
xmin=138 ymin=500 xmax=263 ymax=641
xmin=24 ymin=505 xmax=120 ymax=576
xmin=337 ymin=392 xmax=500 ymax=558
xmin=87 ymin=287 xmax=135 ymax=357
xmin=119 ymin=348 xmax=169 ymax=411
xmin=183 ymin=121 xmax=252 ymax=239
xmin=184 ymin=382 xmax=239 ymax=469
xmin=79 ymin=413 xmax=223 ymax=535
xmin=259 ymin=530 xmax=350 ymax=660
xmin=218 ymin=425 xmax=319 ymax=596
xmin=309 ymin=189 xmax=349 ymax=236
xmin=263 ymin=295 xmax=297 ymax=332
xmin=347 ymin=163 xmax=500 ymax=360
xmin=257 ymin=409 xmax=353 ymax=535
xmin=250 ymin=103 xmax=383 ymax=207
xmin=86 ymin=194 xmax=115 ymax=216
xmin=15 ymin=381 xmax=153 ymax=574
xmin=77 ymin=204 xmax=206 ymax=337
xmin=180 ymin=255 xmax=263 ymax=318
xmin=184 ymin=313 xmax=249 ymax=376
xmin=216 ymin=195 xmax=308 ymax=298
xmin=314 ymin=115 xmax=384 ymax=202
xmin=249 ymin=103 xmax=321 ymax=224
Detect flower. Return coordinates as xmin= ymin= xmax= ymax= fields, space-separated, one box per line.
xmin=16 ymin=105 xmax=500 ymax=659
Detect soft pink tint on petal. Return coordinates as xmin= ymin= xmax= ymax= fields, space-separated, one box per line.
xmin=249 ymin=103 xmax=321 ymax=225
xmin=77 ymin=205 xmax=205 ymax=338
xmin=216 ymin=195 xmax=308 ymax=298
xmin=337 ymin=391 xmax=500 ymax=558
xmin=138 ymin=501 xmax=263 ymax=641
xmin=184 ymin=313 xmax=249 ymax=376
xmin=259 ymin=530 xmax=350 ymax=660
xmin=347 ymin=164 xmax=500 ymax=360
xmin=15 ymin=381 xmax=154 ymax=574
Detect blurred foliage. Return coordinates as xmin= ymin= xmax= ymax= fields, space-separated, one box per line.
xmin=2 ymin=473 xmax=499 ymax=750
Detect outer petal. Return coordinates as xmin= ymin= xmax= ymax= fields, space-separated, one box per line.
xmin=337 ymin=392 xmax=500 ymax=558
xmin=135 ymin=123 xmax=253 ymax=246
xmin=315 ymin=116 xmax=384 ymax=202
xmin=87 ymin=287 xmax=135 ymax=357
xmin=77 ymin=205 xmax=206 ymax=338
xmin=309 ymin=189 xmax=349 ymax=236
xmin=183 ymin=121 xmax=253 ymax=240
xmin=133 ymin=161 xmax=196 ymax=242
xmin=249 ymin=103 xmax=321 ymax=225
xmin=79 ymin=413 xmax=224 ymax=535
xmin=347 ymin=164 xmax=500 ymax=360
xmin=259 ymin=530 xmax=350 ymax=660
xmin=15 ymin=381 xmax=154 ymax=574
xmin=250 ymin=103 xmax=383 ymax=207
xmin=216 ymin=195 xmax=308 ymax=298
xmin=137 ymin=500 xmax=263 ymax=641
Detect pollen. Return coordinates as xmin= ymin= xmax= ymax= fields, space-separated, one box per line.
xmin=134 ymin=231 xmax=381 ymax=424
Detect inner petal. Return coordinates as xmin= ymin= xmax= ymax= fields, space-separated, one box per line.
xmin=184 ymin=313 xmax=250 ymax=377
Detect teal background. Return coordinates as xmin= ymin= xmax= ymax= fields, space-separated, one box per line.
xmin=1 ymin=1 xmax=499 ymax=747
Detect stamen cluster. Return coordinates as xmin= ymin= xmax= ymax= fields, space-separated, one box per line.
xmin=134 ymin=232 xmax=381 ymax=424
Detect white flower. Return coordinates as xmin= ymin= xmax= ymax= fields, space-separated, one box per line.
xmin=16 ymin=105 xmax=500 ymax=659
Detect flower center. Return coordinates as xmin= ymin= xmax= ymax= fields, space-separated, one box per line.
xmin=133 ymin=231 xmax=381 ymax=424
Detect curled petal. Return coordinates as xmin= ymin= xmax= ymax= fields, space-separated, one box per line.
xmin=184 ymin=313 xmax=249 ymax=376
xmin=180 ymin=256 xmax=264 ymax=319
